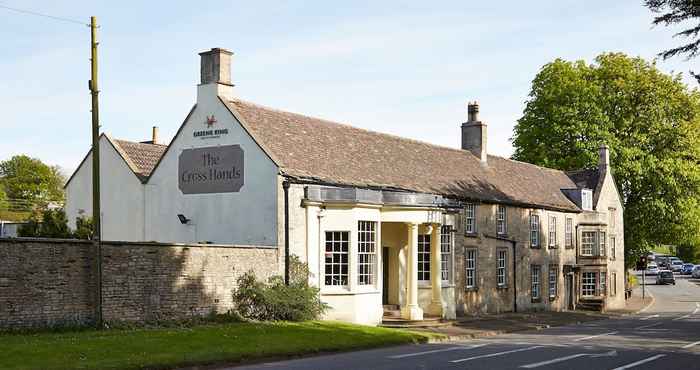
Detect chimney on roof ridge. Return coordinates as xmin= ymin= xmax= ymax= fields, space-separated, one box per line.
xmin=599 ymin=143 xmax=610 ymax=173
xmin=197 ymin=47 xmax=234 ymax=101
xmin=152 ymin=126 xmax=159 ymax=145
xmin=461 ymin=101 xmax=488 ymax=164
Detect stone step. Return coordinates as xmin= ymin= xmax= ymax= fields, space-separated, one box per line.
xmin=380 ymin=317 xmax=454 ymax=329
xmin=383 ymin=304 xmax=399 ymax=311
xmin=383 ymin=309 xmax=401 ymax=318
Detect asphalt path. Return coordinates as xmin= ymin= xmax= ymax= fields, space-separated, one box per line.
xmin=229 ymin=272 xmax=700 ymax=369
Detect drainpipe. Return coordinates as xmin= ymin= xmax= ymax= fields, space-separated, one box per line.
xmin=283 ymin=180 xmax=291 ymax=286
xmin=484 ymin=234 xmax=517 ymax=313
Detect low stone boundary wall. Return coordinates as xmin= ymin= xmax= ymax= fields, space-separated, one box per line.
xmin=0 ymin=238 xmax=279 ymax=329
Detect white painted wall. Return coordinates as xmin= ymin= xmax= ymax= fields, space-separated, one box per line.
xmin=145 ymin=85 xmax=279 ymax=245
xmin=65 ymin=137 xmax=145 ymax=241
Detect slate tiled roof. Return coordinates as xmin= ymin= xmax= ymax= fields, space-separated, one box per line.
xmin=226 ymin=99 xmax=594 ymax=212
xmin=112 ymin=139 xmax=167 ymax=180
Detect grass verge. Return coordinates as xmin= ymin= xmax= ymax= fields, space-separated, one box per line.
xmin=2 ymin=321 xmax=441 ymax=370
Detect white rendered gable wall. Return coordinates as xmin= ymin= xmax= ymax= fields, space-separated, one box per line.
xmin=144 ymin=85 xmax=279 ymax=245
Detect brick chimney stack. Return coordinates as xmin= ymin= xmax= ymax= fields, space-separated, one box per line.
xmin=461 ymin=101 xmax=488 ymax=164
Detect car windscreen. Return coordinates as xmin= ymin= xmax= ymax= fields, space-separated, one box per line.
xmin=660 ymin=272 xmax=673 ymax=277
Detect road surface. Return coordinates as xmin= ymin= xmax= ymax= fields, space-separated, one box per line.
xmin=230 ymin=272 xmax=700 ymax=369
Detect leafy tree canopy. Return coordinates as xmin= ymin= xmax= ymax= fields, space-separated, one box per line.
xmin=0 ymin=155 xmax=65 ymax=209
xmin=512 ymin=53 xmax=700 ymax=267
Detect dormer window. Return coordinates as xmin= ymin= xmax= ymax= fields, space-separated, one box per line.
xmin=581 ymin=189 xmax=593 ymax=211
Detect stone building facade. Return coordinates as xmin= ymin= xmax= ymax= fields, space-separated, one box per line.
xmin=62 ymin=47 xmax=625 ymax=327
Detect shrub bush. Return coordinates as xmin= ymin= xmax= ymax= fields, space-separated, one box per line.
xmin=232 ymin=256 xmax=328 ymax=321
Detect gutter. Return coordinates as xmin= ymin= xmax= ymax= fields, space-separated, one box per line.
xmin=483 ymin=233 xmax=518 ymax=313
xmin=283 ymin=180 xmax=291 ymax=286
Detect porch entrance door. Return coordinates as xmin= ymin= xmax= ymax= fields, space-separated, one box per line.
xmin=382 ymin=247 xmax=389 ymax=304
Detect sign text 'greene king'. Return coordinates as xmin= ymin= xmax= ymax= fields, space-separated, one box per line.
xmin=178 ymin=145 xmax=244 ymax=194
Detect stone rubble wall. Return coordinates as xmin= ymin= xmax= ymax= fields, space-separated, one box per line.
xmin=0 ymin=238 xmax=279 ymax=329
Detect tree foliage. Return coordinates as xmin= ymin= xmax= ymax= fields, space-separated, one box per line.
xmin=0 ymin=155 xmax=65 ymax=209
xmin=512 ymin=53 xmax=700 ymax=267
xmin=0 ymin=187 xmax=7 ymax=211
xmin=646 ymin=0 xmax=700 ymax=60
xmin=17 ymin=209 xmax=93 ymax=240
xmin=18 ymin=209 xmax=72 ymax=238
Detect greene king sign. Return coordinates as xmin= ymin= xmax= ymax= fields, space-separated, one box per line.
xmin=178 ymin=145 xmax=244 ymax=194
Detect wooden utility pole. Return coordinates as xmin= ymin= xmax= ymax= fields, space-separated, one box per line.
xmin=89 ymin=15 xmax=103 ymax=328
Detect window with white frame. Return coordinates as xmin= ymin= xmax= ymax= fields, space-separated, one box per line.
xmin=599 ymin=231 xmax=606 ymax=256
xmin=581 ymin=231 xmax=596 ymax=256
xmin=610 ymin=236 xmax=616 ymax=260
xmin=565 ymin=217 xmax=573 ymax=248
xmin=548 ymin=215 xmax=557 ymax=247
xmin=418 ymin=234 xmax=431 ymax=281
xmin=530 ymin=214 xmax=540 ymax=247
xmin=465 ymin=204 xmax=476 ymax=234
xmin=357 ymin=221 xmax=376 ymax=285
xmin=531 ymin=265 xmax=541 ymax=300
xmin=582 ymin=272 xmax=596 ymax=296
xmin=440 ymin=225 xmax=452 ymax=282
xmin=465 ymin=248 xmax=477 ymax=289
xmin=325 ymin=231 xmax=349 ymax=286
xmin=497 ymin=205 xmax=506 ymax=235
xmin=548 ymin=265 xmax=558 ymax=298
xmin=600 ymin=271 xmax=607 ymax=296
xmin=497 ymin=249 xmax=507 ymax=287
xmin=582 ymin=189 xmax=593 ymax=210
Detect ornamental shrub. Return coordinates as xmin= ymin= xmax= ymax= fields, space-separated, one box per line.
xmin=232 ymin=256 xmax=328 ymax=321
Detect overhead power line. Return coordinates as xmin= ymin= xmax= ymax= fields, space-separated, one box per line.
xmin=0 ymin=3 xmax=88 ymax=26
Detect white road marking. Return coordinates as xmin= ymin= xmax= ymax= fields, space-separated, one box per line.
xmin=611 ymin=354 xmax=666 ymax=370
xmin=450 ymin=346 xmax=543 ymax=363
xmin=387 ymin=343 xmax=488 ymax=359
xmin=681 ymin=340 xmax=700 ymax=349
xmin=634 ymin=322 xmax=663 ymax=330
xmin=673 ymin=306 xmax=699 ymax=321
xmin=573 ymin=331 xmax=618 ymax=342
xmin=639 ymin=314 xmax=659 ymax=320
xmin=520 ymin=350 xmax=616 ymax=368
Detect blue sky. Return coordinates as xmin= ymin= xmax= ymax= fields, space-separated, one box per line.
xmin=1 ymin=1 xmax=697 ymax=174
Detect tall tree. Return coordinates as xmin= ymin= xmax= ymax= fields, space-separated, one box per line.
xmin=512 ymin=53 xmax=700 ymax=267
xmin=0 ymin=155 xmax=65 ymax=209
xmin=646 ymin=0 xmax=700 ymax=59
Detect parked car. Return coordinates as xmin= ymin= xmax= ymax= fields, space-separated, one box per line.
xmin=692 ymin=265 xmax=700 ymax=279
xmin=670 ymin=260 xmax=684 ymax=272
xmin=646 ymin=263 xmax=659 ymax=276
xmin=681 ymin=263 xmax=695 ymax=275
xmin=657 ymin=270 xmax=676 ymax=285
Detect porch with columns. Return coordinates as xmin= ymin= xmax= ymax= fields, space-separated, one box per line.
xmin=380 ymin=209 xmax=447 ymax=321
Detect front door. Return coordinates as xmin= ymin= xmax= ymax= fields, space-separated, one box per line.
xmin=382 ymin=247 xmax=389 ymax=304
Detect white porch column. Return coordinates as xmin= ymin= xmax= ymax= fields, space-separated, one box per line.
xmin=428 ymin=223 xmax=443 ymax=316
xmin=401 ymin=222 xmax=423 ymax=320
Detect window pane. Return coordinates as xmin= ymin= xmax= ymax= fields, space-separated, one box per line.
xmin=357 ymin=221 xmax=377 ymax=285
xmin=418 ymin=234 xmax=431 ymax=281
xmin=325 ymin=231 xmax=349 ymax=286
xmin=465 ymin=248 xmax=476 ymax=288
xmin=440 ymin=225 xmax=452 ymax=282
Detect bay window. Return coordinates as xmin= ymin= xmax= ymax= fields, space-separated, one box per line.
xmin=325 ymin=231 xmax=349 ymax=286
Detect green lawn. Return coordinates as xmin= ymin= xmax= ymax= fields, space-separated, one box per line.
xmin=2 ymin=321 xmax=440 ymax=370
